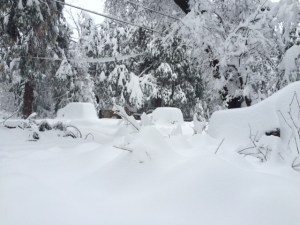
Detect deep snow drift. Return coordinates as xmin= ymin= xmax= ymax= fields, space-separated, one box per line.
xmin=56 ymin=102 xmax=98 ymax=120
xmin=208 ymin=81 xmax=300 ymax=164
xmin=1 ymin=83 xmax=300 ymax=225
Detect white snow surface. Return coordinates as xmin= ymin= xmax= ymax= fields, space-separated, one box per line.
xmin=151 ymin=107 xmax=184 ymax=124
xmin=208 ymin=81 xmax=300 ymax=157
xmin=1 ymin=84 xmax=300 ymax=225
xmin=56 ymin=102 xmax=98 ymax=120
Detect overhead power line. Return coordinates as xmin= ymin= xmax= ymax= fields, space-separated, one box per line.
xmin=16 ymin=53 xmax=144 ymax=63
xmin=51 ymin=0 xmax=160 ymax=34
xmin=125 ymin=0 xmax=180 ymax=21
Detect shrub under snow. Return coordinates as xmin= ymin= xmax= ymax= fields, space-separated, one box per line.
xmin=56 ymin=102 xmax=98 ymax=120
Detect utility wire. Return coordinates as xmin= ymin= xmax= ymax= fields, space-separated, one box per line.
xmin=16 ymin=53 xmax=144 ymax=63
xmin=125 ymin=0 xmax=179 ymax=21
xmin=51 ymin=0 xmax=160 ymax=34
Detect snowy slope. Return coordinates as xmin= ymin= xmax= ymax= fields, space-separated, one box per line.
xmin=208 ymin=81 xmax=300 ymax=163
xmin=1 ymin=83 xmax=300 ymax=225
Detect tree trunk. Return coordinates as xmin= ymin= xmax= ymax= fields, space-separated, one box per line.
xmin=174 ymin=0 xmax=190 ymax=14
xmin=154 ymin=97 xmax=162 ymax=107
xmin=23 ymin=82 xmax=34 ymax=118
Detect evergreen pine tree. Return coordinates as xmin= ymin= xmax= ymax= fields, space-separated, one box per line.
xmin=0 ymin=0 xmax=71 ymax=117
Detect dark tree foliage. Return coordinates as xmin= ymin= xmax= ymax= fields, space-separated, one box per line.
xmin=174 ymin=0 xmax=190 ymax=14
xmin=0 ymin=0 xmax=71 ymax=117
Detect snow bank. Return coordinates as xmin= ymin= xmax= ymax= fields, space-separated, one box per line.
xmin=141 ymin=107 xmax=191 ymax=137
xmin=207 ymin=96 xmax=278 ymax=145
xmin=1 ymin=86 xmax=300 ymax=225
xmin=1 ymin=122 xmax=300 ymax=225
xmin=56 ymin=102 xmax=98 ymax=120
xmin=207 ymin=81 xmax=300 ymax=160
xmin=151 ymin=107 xmax=184 ymax=125
xmin=1 ymin=112 xmax=300 ymax=225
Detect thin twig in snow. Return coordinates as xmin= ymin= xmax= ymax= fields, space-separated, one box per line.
xmin=294 ymin=137 xmax=300 ymax=155
xmin=85 ymin=133 xmax=94 ymax=141
xmin=1 ymin=108 xmax=20 ymax=125
xmin=113 ymin=145 xmax=133 ymax=153
xmin=215 ymin=138 xmax=225 ymax=154
xmin=238 ymin=146 xmax=256 ymax=153
xmin=66 ymin=125 xmax=82 ymax=138
xmin=278 ymin=110 xmax=293 ymax=130
xmin=114 ymin=106 xmax=140 ymax=132
xmin=145 ymin=151 xmax=152 ymax=160
xmin=292 ymin=157 xmax=300 ymax=169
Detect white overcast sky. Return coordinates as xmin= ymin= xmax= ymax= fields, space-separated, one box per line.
xmin=65 ymin=0 xmax=105 ymax=26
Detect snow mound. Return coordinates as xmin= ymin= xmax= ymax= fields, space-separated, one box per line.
xmin=207 ymin=81 xmax=300 ymax=160
xmin=208 ymin=97 xmax=278 ymax=145
xmin=56 ymin=103 xmax=98 ymax=120
xmin=151 ymin=107 xmax=184 ymax=125
xmin=117 ymin=126 xmax=180 ymax=164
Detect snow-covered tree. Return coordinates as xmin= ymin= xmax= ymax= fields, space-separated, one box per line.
xmin=104 ymin=0 xmax=183 ymax=30
xmin=151 ymin=0 xmax=283 ymax=113
xmin=0 ymin=0 xmax=71 ymax=117
xmin=272 ymin=0 xmax=300 ymax=51
xmin=57 ymin=12 xmax=96 ymax=109
xmin=273 ymin=0 xmax=300 ymax=88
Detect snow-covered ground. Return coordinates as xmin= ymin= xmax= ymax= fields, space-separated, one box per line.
xmin=1 ymin=84 xmax=300 ymax=225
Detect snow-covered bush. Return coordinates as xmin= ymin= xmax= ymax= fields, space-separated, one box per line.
xmin=151 ymin=107 xmax=184 ymax=125
xmin=56 ymin=102 xmax=98 ymax=120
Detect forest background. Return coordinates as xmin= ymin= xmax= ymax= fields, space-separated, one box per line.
xmin=0 ymin=0 xmax=299 ymax=120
